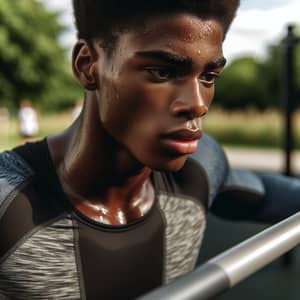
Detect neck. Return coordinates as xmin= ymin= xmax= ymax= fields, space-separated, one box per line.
xmin=48 ymin=91 xmax=155 ymax=225
xmin=65 ymin=167 xmax=155 ymax=225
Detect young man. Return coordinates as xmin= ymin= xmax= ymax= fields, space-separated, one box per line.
xmin=1 ymin=1 xmax=300 ymax=299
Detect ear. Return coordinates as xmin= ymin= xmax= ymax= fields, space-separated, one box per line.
xmin=72 ymin=40 xmax=99 ymax=90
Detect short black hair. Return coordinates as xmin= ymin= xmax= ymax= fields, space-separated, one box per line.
xmin=73 ymin=1 xmax=240 ymax=45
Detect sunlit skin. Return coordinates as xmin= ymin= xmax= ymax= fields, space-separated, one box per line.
xmin=47 ymin=14 xmax=225 ymax=225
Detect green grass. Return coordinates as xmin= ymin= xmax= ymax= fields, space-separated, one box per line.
xmin=1 ymin=108 xmax=300 ymax=151
xmin=0 ymin=111 xmax=73 ymax=151
xmin=204 ymin=108 xmax=286 ymax=149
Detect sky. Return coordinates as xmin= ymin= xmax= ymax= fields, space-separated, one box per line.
xmin=39 ymin=0 xmax=300 ymax=61
xmin=224 ymin=0 xmax=300 ymax=61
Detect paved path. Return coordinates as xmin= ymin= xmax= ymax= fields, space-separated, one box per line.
xmin=224 ymin=146 xmax=300 ymax=174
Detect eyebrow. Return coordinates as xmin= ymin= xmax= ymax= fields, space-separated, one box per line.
xmin=135 ymin=50 xmax=226 ymax=70
xmin=135 ymin=51 xmax=193 ymax=69
xmin=205 ymin=57 xmax=227 ymax=70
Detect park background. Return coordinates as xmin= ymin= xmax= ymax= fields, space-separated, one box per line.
xmin=1 ymin=0 xmax=300 ymax=153
xmin=1 ymin=0 xmax=300 ymax=299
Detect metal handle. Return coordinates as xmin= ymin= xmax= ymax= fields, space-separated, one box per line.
xmin=138 ymin=211 xmax=300 ymax=300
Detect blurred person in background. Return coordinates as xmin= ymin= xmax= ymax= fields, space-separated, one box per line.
xmin=18 ymin=99 xmax=39 ymax=142
xmin=1 ymin=1 xmax=300 ymax=300
xmin=0 ymin=106 xmax=9 ymax=123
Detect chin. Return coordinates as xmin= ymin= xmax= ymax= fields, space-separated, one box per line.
xmin=148 ymin=155 xmax=188 ymax=172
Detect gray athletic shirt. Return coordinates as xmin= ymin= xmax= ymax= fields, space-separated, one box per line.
xmin=0 ymin=135 xmax=272 ymax=299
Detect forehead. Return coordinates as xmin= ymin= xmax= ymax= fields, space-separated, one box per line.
xmin=116 ymin=14 xmax=224 ymax=62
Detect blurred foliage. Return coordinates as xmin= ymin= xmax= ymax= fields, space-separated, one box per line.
xmin=215 ymin=26 xmax=300 ymax=110
xmin=215 ymin=57 xmax=268 ymax=109
xmin=0 ymin=0 xmax=82 ymax=112
xmin=0 ymin=2 xmax=299 ymax=113
xmin=204 ymin=108 xmax=284 ymax=149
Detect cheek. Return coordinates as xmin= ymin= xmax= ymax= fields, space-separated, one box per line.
xmin=208 ymin=87 xmax=215 ymax=105
xmin=100 ymin=81 xmax=170 ymax=141
xmin=201 ymin=86 xmax=215 ymax=107
xmin=97 ymin=76 xmax=118 ymax=123
xmin=119 ymin=79 xmax=170 ymax=115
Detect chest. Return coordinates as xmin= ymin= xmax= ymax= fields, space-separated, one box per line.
xmin=0 ymin=193 xmax=206 ymax=300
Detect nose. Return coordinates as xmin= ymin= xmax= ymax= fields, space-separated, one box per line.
xmin=170 ymin=79 xmax=209 ymax=119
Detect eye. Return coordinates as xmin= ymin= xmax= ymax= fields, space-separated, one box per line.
xmin=199 ymin=72 xmax=220 ymax=85
xmin=145 ymin=67 xmax=176 ymax=82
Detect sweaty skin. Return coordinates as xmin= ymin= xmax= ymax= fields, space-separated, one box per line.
xmin=48 ymin=14 xmax=225 ymax=225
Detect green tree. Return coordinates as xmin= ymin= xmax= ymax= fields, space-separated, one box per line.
xmin=214 ymin=57 xmax=268 ymax=110
xmin=214 ymin=26 xmax=300 ymax=111
xmin=0 ymin=0 xmax=81 ymax=111
xmin=255 ymin=44 xmax=283 ymax=109
xmin=257 ymin=33 xmax=300 ymax=110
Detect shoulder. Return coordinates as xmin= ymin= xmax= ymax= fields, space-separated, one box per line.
xmin=0 ymin=150 xmax=34 ymax=177
xmin=0 ymin=150 xmax=34 ymax=215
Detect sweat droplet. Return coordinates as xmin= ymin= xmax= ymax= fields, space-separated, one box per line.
xmin=197 ymin=50 xmax=201 ymax=55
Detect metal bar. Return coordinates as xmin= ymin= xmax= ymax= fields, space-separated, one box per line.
xmin=138 ymin=212 xmax=300 ymax=300
xmin=282 ymin=24 xmax=300 ymax=266
xmin=283 ymin=25 xmax=295 ymax=177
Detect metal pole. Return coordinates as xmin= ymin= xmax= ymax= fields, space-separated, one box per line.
xmin=283 ymin=25 xmax=295 ymax=177
xmin=282 ymin=24 xmax=300 ymax=266
xmin=138 ymin=212 xmax=300 ymax=300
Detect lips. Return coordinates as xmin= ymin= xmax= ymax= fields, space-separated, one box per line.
xmin=162 ymin=128 xmax=203 ymax=140
xmin=160 ymin=128 xmax=203 ymax=155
